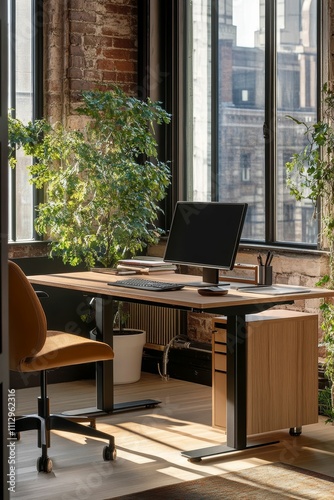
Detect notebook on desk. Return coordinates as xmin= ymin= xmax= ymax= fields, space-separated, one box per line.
xmin=240 ymin=285 xmax=311 ymax=295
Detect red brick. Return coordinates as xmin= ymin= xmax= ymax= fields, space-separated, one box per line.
xmin=70 ymin=79 xmax=94 ymax=91
xmin=113 ymin=38 xmax=137 ymax=49
xmin=70 ymin=33 xmax=83 ymax=46
xmin=70 ymin=45 xmax=84 ymax=56
xmin=97 ymin=59 xmax=116 ymax=71
xmin=113 ymin=60 xmax=137 ymax=73
xmin=67 ymin=68 xmax=83 ymax=78
xmin=105 ymin=4 xmax=136 ymax=16
xmin=102 ymin=70 xmax=119 ymax=82
xmin=69 ymin=10 xmax=96 ymax=23
xmin=70 ymin=21 xmax=96 ymax=35
xmin=102 ymin=48 xmax=136 ymax=60
xmin=70 ymin=55 xmax=85 ymax=69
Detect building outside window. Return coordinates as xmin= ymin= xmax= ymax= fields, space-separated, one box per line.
xmin=240 ymin=153 xmax=251 ymax=182
xmin=187 ymin=0 xmax=319 ymax=247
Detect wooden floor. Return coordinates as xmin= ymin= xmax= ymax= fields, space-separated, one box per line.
xmin=10 ymin=373 xmax=334 ymax=499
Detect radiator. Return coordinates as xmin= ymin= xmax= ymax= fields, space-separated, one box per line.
xmin=127 ymin=303 xmax=182 ymax=347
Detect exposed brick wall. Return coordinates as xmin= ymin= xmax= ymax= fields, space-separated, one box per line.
xmin=44 ymin=0 xmax=138 ymax=127
xmin=8 ymin=243 xmax=51 ymax=260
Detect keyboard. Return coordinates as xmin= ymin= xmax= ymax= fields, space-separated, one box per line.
xmin=109 ymin=278 xmax=185 ymax=292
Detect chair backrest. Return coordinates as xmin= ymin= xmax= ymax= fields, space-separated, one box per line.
xmin=8 ymin=260 xmax=47 ymax=371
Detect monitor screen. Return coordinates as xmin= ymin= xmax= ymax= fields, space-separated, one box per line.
xmin=163 ymin=202 xmax=248 ymax=286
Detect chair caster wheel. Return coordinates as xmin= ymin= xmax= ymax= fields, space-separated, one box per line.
xmin=103 ymin=445 xmax=116 ymax=461
xmin=37 ymin=456 xmax=53 ymax=473
xmin=289 ymin=427 xmax=302 ymax=436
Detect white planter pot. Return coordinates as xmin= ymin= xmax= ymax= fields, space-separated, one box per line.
xmin=113 ymin=329 xmax=146 ymax=385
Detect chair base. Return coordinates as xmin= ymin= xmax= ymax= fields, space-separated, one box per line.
xmin=15 ymin=371 xmax=116 ymax=472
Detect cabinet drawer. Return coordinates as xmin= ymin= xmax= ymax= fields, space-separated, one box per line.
xmin=214 ymin=352 xmax=226 ymax=372
xmin=214 ymin=330 xmax=227 ymax=344
xmin=215 ymin=342 xmax=227 ymax=353
xmin=213 ymin=370 xmax=227 ymax=429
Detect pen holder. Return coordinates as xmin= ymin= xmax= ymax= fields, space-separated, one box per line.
xmin=257 ymin=265 xmax=273 ymax=286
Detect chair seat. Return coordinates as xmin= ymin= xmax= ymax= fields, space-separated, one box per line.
xmin=17 ymin=331 xmax=114 ymax=372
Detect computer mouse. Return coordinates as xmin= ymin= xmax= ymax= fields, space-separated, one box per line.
xmin=197 ymin=287 xmax=229 ymax=296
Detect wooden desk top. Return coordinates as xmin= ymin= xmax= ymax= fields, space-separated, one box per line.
xmin=27 ymin=271 xmax=334 ymax=313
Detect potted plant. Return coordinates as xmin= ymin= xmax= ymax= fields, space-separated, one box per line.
xmin=9 ymin=85 xmax=171 ymax=383
xmin=286 ymin=82 xmax=334 ymax=421
xmin=9 ymin=85 xmax=171 ymax=268
xmin=110 ymin=301 xmax=146 ymax=384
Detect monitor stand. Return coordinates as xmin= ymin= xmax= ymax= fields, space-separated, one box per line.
xmin=185 ymin=268 xmax=230 ymax=287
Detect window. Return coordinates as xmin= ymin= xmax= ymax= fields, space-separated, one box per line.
xmin=185 ymin=0 xmax=319 ymax=247
xmin=8 ymin=0 xmax=42 ymax=241
xmin=240 ymin=153 xmax=251 ymax=182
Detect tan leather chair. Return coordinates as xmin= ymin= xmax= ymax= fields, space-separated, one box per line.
xmin=8 ymin=260 xmax=116 ymax=473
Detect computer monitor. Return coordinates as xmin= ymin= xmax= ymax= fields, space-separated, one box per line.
xmin=163 ymin=201 xmax=248 ymax=286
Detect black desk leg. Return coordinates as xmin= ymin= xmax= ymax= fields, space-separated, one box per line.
xmin=182 ymin=313 xmax=278 ymax=461
xmin=226 ymin=314 xmax=247 ymax=449
xmin=95 ymin=296 xmax=160 ymax=414
xmin=95 ymin=296 xmax=114 ymax=412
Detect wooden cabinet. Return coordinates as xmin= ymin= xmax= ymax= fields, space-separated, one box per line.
xmin=212 ymin=310 xmax=319 ymax=435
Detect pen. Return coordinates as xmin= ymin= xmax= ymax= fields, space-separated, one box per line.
xmin=257 ymin=252 xmax=274 ymax=267
xmin=267 ymin=253 xmax=274 ymax=266
xmin=264 ymin=251 xmax=270 ymax=267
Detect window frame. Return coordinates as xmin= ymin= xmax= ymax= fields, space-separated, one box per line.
xmin=141 ymin=0 xmax=324 ymax=251
xmin=262 ymin=0 xmax=322 ymax=249
xmin=212 ymin=0 xmax=322 ymax=249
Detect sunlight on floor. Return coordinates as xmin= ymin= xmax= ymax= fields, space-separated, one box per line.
xmin=157 ymin=466 xmax=204 ymax=481
xmin=115 ymin=449 xmax=155 ymax=464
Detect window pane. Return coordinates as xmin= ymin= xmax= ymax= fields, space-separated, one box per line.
xmin=217 ymin=0 xmax=265 ymax=241
xmin=9 ymin=0 xmax=34 ymax=241
xmin=189 ymin=0 xmax=212 ymax=201
xmin=276 ymin=0 xmax=318 ymax=244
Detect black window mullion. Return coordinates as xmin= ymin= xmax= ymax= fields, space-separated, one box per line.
xmin=9 ymin=0 xmax=16 ymax=242
xmin=264 ymin=0 xmax=277 ymax=243
xmin=32 ymin=0 xmax=43 ymax=121
xmin=32 ymin=0 xmax=44 ymax=240
xmin=211 ymin=0 xmax=219 ymax=201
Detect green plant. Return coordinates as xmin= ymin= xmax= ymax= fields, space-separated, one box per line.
xmin=286 ymin=83 xmax=334 ymax=278
xmin=112 ymin=301 xmax=130 ymax=332
xmin=286 ymin=83 xmax=334 ymax=418
xmin=8 ymin=85 xmax=171 ymax=269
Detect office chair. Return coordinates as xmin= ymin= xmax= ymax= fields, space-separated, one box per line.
xmin=8 ymin=260 xmax=116 ymax=473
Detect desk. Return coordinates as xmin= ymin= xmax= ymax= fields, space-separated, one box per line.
xmin=28 ymin=271 xmax=334 ymax=461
